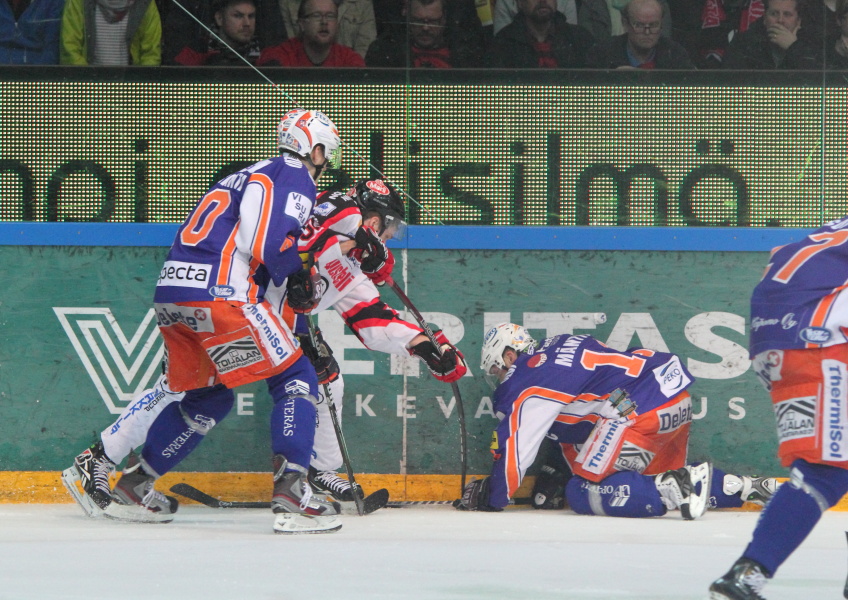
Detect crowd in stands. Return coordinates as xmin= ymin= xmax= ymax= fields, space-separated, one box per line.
xmin=0 ymin=0 xmax=845 ymax=69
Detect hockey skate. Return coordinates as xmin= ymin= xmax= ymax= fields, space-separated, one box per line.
xmin=709 ymin=557 xmax=770 ymax=600
xmin=655 ymin=462 xmax=712 ymax=520
xmin=308 ymin=466 xmax=364 ymax=503
xmin=272 ymin=456 xmax=341 ymax=534
xmin=105 ymin=453 xmax=179 ymax=523
xmin=723 ymin=475 xmax=780 ymax=506
xmin=61 ymin=442 xmax=116 ymax=518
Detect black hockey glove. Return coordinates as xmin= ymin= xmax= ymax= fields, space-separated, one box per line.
xmin=409 ymin=330 xmax=468 ymax=383
xmin=531 ymin=464 xmax=570 ymax=510
xmin=296 ymin=328 xmax=340 ymax=385
xmin=349 ymin=226 xmax=395 ymax=285
xmin=286 ymin=253 xmax=322 ymax=314
xmin=453 ymin=477 xmax=501 ymax=512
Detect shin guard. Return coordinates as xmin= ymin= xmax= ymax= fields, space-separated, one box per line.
xmin=565 ymin=471 xmax=668 ymax=518
xmin=744 ymin=459 xmax=848 ymax=575
xmin=140 ymin=384 xmax=234 ymax=476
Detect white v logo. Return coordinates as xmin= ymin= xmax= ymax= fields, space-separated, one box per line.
xmin=54 ymin=307 xmax=164 ymax=414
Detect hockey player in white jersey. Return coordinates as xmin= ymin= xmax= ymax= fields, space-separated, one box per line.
xmin=63 ymin=177 xmax=467 ymax=521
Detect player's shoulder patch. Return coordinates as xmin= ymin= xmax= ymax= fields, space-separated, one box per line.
xmin=285 ymin=191 xmax=313 ymax=227
xmin=313 ymin=201 xmax=334 ymax=217
xmin=652 ymin=355 xmax=692 ymax=398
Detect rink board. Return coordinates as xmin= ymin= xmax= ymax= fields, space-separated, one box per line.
xmin=0 ymin=234 xmax=795 ymax=487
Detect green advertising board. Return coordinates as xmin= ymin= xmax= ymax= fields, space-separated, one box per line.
xmin=0 ymin=242 xmax=779 ymax=477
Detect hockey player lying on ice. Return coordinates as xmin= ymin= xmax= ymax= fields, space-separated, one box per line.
xmin=454 ymin=323 xmax=779 ymax=519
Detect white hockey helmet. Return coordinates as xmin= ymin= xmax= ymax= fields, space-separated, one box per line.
xmin=480 ymin=323 xmax=535 ymax=386
xmin=277 ymin=109 xmax=342 ymax=171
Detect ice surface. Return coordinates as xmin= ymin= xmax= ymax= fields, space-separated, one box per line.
xmin=0 ymin=504 xmax=844 ymax=599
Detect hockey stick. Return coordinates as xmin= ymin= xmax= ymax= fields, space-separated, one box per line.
xmin=169 ymin=482 xmax=389 ymax=515
xmin=385 ymin=276 xmax=468 ymax=493
xmin=305 ymin=314 xmax=366 ymax=516
xmin=170 ymin=483 xmax=270 ymax=509
xmin=844 ymin=531 xmax=848 ymax=599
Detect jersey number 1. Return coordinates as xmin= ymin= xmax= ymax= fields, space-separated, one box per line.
xmin=580 ymin=350 xmax=646 ymax=377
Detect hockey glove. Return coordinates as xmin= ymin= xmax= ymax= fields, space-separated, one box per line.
xmin=349 ymin=226 xmax=395 ymax=285
xmin=531 ymin=464 xmax=570 ymax=510
xmin=409 ymin=330 xmax=468 ymax=383
xmin=453 ymin=477 xmax=502 ymax=512
xmin=286 ymin=253 xmax=323 ymax=314
xmin=296 ymin=328 xmax=340 ymax=385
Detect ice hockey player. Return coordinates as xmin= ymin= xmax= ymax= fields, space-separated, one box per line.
xmin=63 ymin=176 xmax=468 ymax=525
xmin=290 ymin=178 xmax=467 ymax=501
xmin=710 ymin=217 xmax=848 ymax=599
xmin=64 ymin=108 xmax=344 ymax=534
xmin=455 ymin=323 xmax=778 ymax=519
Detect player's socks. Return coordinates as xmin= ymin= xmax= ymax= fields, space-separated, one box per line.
xmin=565 ymin=471 xmax=668 ymax=518
xmin=711 ymin=467 xmax=744 ymax=509
xmin=742 ymin=481 xmax=821 ymax=575
xmin=141 ymin=385 xmax=233 ymax=476
xmin=270 ymin=394 xmax=317 ymax=468
xmin=742 ymin=460 xmax=848 ymax=575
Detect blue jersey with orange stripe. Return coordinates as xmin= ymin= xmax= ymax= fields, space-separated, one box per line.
xmin=488 ymin=334 xmax=694 ymax=507
xmin=750 ymin=216 xmax=848 ymax=357
xmin=154 ymin=155 xmax=315 ymax=304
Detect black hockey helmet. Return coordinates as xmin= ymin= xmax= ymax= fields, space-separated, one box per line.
xmin=351 ymin=179 xmax=407 ymax=240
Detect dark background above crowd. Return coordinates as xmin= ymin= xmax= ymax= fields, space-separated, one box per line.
xmin=1 ymin=0 xmax=847 ymax=70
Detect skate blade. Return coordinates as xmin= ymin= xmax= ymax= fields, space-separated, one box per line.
xmin=273 ymin=513 xmax=342 ymax=534
xmin=103 ymin=502 xmax=174 ymax=524
xmin=682 ymin=463 xmax=713 ymax=521
xmin=60 ymin=467 xmax=104 ymax=518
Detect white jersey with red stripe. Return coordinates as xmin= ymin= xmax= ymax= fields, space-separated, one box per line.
xmin=269 ymin=190 xmax=422 ymax=354
xmin=750 ymin=216 xmax=848 ymax=357
xmin=154 ymin=155 xmax=315 ymax=304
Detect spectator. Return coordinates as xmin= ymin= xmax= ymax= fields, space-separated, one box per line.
xmin=60 ymin=0 xmax=161 ymax=65
xmin=722 ymin=0 xmax=821 ymax=68
xmin=173 ymin=0 xmax=266 ymax=65
xmin=579 ymin=0 xmax=672 ymax=42
xmin=826 ymin=0 xmax=848 ymax=67
xmin=493 ymin=0 xmax=578 ymax=32
xmin=163 ymin=0 xmax=285 ymax=65
xmin=800 ymin=0 xmax=839 ymax=47
xmin=258 ymin=0 xmax=364 ymax=66
xmin=0 ymin=0 xmax=64 ymax=64
xmin=587 ymin=0 xmax=695 ymax=67
xmin=366 ymin=0 xmax=484 ymax=67
xmin=486 ymin=0 xmax=595 ymax=68
xmin=277 ymin=0 xmax=375 ymax=58
xmin=698 ymin=0 xmax=765 ymax=68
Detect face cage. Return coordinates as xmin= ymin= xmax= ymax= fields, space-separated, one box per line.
xmin=484 ymin=364 xmax=506 ymax=390
xmin=380 ymin=213 xmax=408 ymax=241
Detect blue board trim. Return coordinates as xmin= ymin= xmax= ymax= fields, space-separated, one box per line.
xmin=0 ymin=223 xmax=811 ymax=251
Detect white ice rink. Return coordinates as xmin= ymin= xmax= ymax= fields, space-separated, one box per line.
xmin=1 ymin=503 xmax=845 ymax=599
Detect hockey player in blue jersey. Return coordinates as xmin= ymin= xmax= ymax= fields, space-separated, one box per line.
xmin=62 ymin=175 xmax=467 ymax=527
xmin=455 ymin=323 xmax=778 ymax=520
xmin=63 ymin=108 xmax=345 ymax=534
xmin=710 ymin=217 xmax=848 ymax=599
